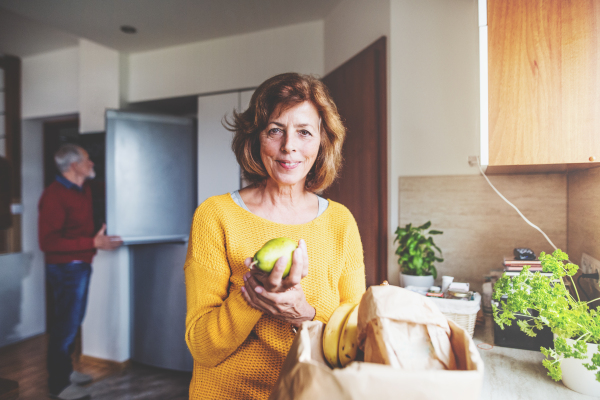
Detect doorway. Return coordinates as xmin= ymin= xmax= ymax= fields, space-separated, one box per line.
xmin=322 ymin=37 xmax=388 ymax=287
xmin=43 ymin=117 xmax=106 ymax=231
xmin=42 ymin=117 xmax=106 ymax=357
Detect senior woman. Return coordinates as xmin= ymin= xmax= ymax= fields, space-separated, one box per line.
xmin=184 ymin=72 xmax=366 ymax=399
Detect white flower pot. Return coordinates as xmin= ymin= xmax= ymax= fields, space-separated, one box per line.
xmin=561 ymin=339 xmax=600 ymax=396
xmin=400 ymin=273 xmax=434 ymax=289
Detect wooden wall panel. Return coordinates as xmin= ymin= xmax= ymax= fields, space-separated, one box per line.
xmin=399 ymin=174 xmax=567 ymax=292
xmin=567 ymin=167 xmax=600 ymax=304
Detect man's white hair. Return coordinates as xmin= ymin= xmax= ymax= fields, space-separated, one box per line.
xmin=54 ymin=144 xmax=84 ymax=173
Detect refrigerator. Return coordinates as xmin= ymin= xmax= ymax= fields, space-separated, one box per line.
xmin=105 ymin=110 xmax=196 ymax=371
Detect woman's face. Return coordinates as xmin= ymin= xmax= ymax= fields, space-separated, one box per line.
xmin=260 ymin=101 xmax=321 ymax=189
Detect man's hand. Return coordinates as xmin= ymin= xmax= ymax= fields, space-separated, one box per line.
xmin=93 ymin=224 xmax=123 ymax=250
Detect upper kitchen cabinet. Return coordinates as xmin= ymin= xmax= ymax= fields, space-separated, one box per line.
xmin=481 ymin=0 xmax=600 ymax=172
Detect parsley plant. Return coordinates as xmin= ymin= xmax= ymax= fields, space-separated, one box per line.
xmin=492 ymin=249 xmax=600 ymax=382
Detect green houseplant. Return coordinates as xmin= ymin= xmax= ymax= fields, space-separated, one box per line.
xmin=394 ymin=221 xmax=443 ymax=287
xmin=493 ymin=249 xmax=600 ymax=394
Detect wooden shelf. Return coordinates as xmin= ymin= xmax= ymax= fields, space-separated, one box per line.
xmin=485 ymin=162 xmax=600 ymax=175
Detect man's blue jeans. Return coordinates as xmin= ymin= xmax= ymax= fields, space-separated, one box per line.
xmin=46 ymin=261 xmax=92 ymax=395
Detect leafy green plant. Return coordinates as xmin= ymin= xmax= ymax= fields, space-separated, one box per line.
xmin=493 ymin=249 xmax=600 ymax=383
xmin=394 ymin=221 xmax=443 ymax=278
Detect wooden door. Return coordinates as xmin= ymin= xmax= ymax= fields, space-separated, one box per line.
xmin=322 ymin=37 xmax=388 ymax=287
xmin=0 ymin=55 xmax=21 ymax=254
xmin=488 ymin=0 xmax=600 ymax=166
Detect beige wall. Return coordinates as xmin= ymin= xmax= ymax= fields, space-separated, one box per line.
xmin=567 ymin=167 xmax=600 ymax=264
xmin=127 ymin=21 xmax=324 ymax=102
xmin=399 ymin=174 xmax=567 ymax=292
xmin=567 ymin=167 xmax=600 ymax=299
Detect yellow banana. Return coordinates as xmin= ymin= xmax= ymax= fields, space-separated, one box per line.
xmin=338 ymin=303 xmax=359 ymax=367
xmin=322 ymin=303 xmax=356 ymax=368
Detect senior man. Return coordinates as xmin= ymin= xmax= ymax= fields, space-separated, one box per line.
xmin=39 ymin=143 xmax=122 ymax=400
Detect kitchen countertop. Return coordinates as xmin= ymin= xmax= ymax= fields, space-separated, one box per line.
xmin=474 ymin=315 xmax=599 ymax=399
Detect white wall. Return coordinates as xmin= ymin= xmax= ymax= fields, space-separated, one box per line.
xmin=197 ymin=92 xmax=240 ymax=205
xmin=390 ymin=0 xmax=479 ymax=177
xmin=128 ymin=21 xmax=324 ymax=102
xmin=78 ymin=39 xmax=120 ymax=133
xmin=323 ymin=0 xmax=391 ymax=74
xmin=22 ymin=47 xmax=79 ymax=119
xmin=15 ymin=119 xmax=46 ymax=341
xmin=388 ymin=0 xmax=480 ymax=284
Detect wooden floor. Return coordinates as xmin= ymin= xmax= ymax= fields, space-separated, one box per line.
xmin=0 ymin=334 xmax=191 ymax=399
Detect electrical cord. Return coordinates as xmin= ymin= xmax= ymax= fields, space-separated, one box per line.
xmin=475 ymin=156 xmax=558 ymax=251
xmin=476 ymin=158 xmax=600 ymax=308
xmin=577 ymin=272 xmax=600 ymax=301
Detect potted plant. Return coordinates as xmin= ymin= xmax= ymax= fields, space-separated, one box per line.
xmin=394 ymin=221 xmax=443 ymax=288
xmin=493 ymin=249 xmax=600 ymax=396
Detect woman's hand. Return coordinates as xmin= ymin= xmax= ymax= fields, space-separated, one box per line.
xmin=241 ymin=275 xmax=315 ymax=327
xmin=241 ymin=239 xmax=315 ymax=327
xmin=244 ymin=239 xmax=309 ymax=293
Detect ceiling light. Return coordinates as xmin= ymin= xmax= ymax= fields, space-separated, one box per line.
xmin=120 ymin=25 xmax=137 ymax=34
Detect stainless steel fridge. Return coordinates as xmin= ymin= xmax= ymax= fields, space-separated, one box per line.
xmin=105 ymin=110 xmax=196 ymax=371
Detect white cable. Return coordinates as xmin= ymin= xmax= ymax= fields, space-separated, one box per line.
xmin=476 ymin=157 xmax=557 ymax=251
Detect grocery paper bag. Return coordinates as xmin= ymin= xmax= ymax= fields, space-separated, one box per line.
xmin=270 ymin=308 xmax=484 ymax=400
xmin=357 ymin=286 xmax=457 ymax=370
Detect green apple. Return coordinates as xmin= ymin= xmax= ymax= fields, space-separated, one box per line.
xmin=253 ymin=237 xmax=298 ymax=278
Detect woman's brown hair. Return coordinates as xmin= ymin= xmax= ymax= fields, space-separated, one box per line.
xmin=227 ymin=73 xmax=345 ymax=193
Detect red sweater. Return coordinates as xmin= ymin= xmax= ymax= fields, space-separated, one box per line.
xmin=38 ymin=179 xmax=97 ymax=264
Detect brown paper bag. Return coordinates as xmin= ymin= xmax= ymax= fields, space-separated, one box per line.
xmin=270 ymin=307 xmax=484 ymax=400
xmin=358 ymin=286 xmax=457 ymax=370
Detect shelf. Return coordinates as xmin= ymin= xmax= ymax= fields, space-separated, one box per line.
xmin=121 ymin=235 xmax=188 ymax=245
xmin=485 ymin=163 xmax=600 ymax=175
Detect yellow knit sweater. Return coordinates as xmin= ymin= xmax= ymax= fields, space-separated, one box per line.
xmin=184 ymin=194 xmax=366 ymax=400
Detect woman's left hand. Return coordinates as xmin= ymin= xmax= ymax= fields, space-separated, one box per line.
xmin=241 ymin=275 xmax=315 ymax=328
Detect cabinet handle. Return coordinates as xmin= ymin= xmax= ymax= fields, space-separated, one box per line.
xmin=590 ymin=156 xmax=597 ymax=162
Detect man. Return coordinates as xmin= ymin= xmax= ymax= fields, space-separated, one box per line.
xmin=38 ymin=144 xmax=122 ymax=400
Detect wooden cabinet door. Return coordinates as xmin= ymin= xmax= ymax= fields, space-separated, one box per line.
xmin=488 ymin=0 xmax=600 ymax=166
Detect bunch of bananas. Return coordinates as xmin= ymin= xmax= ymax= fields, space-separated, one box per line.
xmin=322 ymin=302 xmax=361 ymax=368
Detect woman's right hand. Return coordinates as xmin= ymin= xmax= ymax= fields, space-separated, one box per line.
xmin=242 ymin=239 xmax=314 ymax=326
xmin=244 ymin=239 xmax=309 ymax=293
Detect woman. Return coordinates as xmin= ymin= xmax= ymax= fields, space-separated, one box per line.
xmin=184 ymin=73 xmax=366 ymax=399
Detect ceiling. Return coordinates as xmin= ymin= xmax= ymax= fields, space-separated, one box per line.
xmin=0 ymin=0 xmax=342 ymax=57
